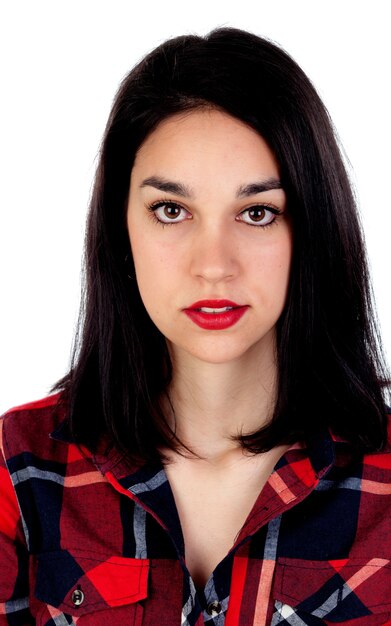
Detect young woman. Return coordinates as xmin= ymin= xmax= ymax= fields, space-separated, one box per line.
xmin=1 ymin=27 xmax=390 ymax=626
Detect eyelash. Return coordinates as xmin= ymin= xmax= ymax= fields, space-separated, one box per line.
xmin=146 ymin=199 xmax=282 ymax=229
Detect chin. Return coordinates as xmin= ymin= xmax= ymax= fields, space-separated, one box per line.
xmin=193 ymin=351 xmax=245 ymax=365
xmin=170 ymin=336 xmax=270 ymax=366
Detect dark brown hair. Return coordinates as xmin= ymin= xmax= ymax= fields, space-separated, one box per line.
xmin=53 ymin=27 xmax=390 ymax=461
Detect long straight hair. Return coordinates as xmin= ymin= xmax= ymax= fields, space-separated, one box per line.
xmin=53 ymin=27 xmax=390 ymax=462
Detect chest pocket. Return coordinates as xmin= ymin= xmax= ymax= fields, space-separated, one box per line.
xmin=33 ymin=549 xmax=149 ymax=626
xmin=271 ymin=557 xmax=391 ymax=625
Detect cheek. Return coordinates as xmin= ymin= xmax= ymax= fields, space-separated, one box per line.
xmin=129 ymin=221 xmax=155 ymax=273
xmin=133 ymin=243 xmax=176 ymax=276
xmin=274 ymin=236 xmax=292 ymax=289
xmin=132 ymin=246 xmax=158 ymax=301
xmin=254 ymin=235 xmax=292 ymax=306
xmin=275 ymin=241 xmax=293 ymax=309
xmin=129 ymin=232 xmax=178 ymax=311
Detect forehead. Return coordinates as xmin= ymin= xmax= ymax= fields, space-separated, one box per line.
xmin=131 ymin=109 xmax=280 ymax=184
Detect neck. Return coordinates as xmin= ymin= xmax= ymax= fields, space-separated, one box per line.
xmin=164 ymin=338 xmax=277 ymax=461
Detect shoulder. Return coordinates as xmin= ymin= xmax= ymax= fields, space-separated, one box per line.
xmin=328 ymin=412 xmax=391 ymax=497
xmin=338 ymin=412 xmax=391 ymax=501
xmin=359 ymin=412 xmax=391 ymax=483
xmin=362 ymin=410 xmax=391 ymax=463
xmin=0 ymin=392 xmax=67 ymax=463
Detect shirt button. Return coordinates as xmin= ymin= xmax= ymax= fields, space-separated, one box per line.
xmin=206 ymin=600 xmax=222 ymax=616
xmin=71 ymin=588 xmax=85 ymax=606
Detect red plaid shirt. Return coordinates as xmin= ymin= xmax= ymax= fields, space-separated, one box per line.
xmin=0 ymin=393 xmax=390 ymax=625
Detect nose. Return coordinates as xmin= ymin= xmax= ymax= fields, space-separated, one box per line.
xmin=189 ymin=223 xmax=239 ymax=284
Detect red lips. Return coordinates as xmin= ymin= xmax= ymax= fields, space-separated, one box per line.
xmin=183 ymin=300 xmax=249 ymax=330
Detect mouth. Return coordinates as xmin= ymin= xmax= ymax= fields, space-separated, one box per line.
xmin=186 ymin=299 xmax=243 ymax=312
xmin=183 ymin=300 xmax=249 ymax=330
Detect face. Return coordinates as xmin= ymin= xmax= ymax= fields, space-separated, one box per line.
xmin=127 ymin=109 xmax=292 ymax=365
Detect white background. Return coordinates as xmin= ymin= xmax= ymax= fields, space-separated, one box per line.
xmin=1 ymin=0 xmax=390 ymax=414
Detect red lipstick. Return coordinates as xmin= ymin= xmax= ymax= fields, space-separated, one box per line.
xmin=183 ymin=299 xmax=249 ymax=330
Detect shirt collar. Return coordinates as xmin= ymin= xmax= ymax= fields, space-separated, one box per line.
xmin=50 ymin=414 xmax=337 ymax=487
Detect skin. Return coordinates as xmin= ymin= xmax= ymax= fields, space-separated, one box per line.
xmin=127 ymin=108 xmax=292 ymax=447
xmin=127 ymin=108 xmax=293 ymax=586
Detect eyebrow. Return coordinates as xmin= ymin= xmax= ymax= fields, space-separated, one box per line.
xmin=140 ymin=176 xmax=193 ymax=197
xmin=236 ymin=179 xmax=283 ymax=197
xmin=139 ymin=176 xmax=283 ymax=198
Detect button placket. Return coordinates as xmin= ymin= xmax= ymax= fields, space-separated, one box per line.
xmin=71 ymin=587 xmax=85 ymax=607
xmin=206 ymin=600 xmax=222 ymax=617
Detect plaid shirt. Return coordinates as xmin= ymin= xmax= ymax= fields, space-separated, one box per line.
xmin=0 ymin=394 xmax=390 ymax=626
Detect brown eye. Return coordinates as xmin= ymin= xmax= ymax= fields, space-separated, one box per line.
xmin=149 ymin=201 xmax=191 ymax=224
xmin=249 ymin=207 xmax=266 ymax=222
xmin=237 ymin=205 xmax=281 ymax=227
xmin=163 ymin=205 xmax=181 ymax=219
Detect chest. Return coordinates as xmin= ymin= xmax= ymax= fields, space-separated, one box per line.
xmin=10 ymin=438 xmax=389 ymax=625
xmin=164 ymin=456 xmax=275 ymax=587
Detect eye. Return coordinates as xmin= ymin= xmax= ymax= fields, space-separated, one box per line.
xmin=148 ymin=201 xmax=191 ymax=224
xmin=237 ymin=205 xmax=281 ymax=227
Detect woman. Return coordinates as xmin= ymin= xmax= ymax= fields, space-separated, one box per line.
xmin=0 ymin=27 xmax=390 ymax=626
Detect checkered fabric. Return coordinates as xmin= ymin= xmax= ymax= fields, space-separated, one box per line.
xmin=0 ymin=394 xmax=390 ymax=625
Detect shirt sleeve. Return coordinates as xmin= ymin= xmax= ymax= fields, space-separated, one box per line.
xmin=0 ymin=418 xmax=34 ymax=625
